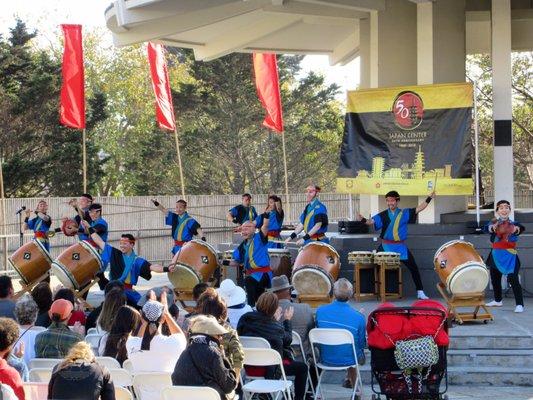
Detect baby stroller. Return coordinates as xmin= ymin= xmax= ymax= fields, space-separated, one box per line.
xmin=366 ymin=300 xmax=449 ymax=400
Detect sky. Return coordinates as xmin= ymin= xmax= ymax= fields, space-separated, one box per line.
xmin=0 ymin=0 xmax=360 ymax=101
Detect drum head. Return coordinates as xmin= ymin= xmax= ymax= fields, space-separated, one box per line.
xmin=168 ymin=264 xmax=201 ymax=291
xmin=349 ymin=251 xmax=373 ymax=256
xmin=447 ymin=263 xmax=489 ymax=294
xmin=51 ymin=262 xmax=77 ymax=290
xmin=292 ymin=267 xmax=332 ymax=296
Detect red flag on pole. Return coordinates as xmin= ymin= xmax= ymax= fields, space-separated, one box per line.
xmin=147 ymin=42 xmax=176 ymax=131
xmin=253 ymin=53 xmax=284 ymax=133
xmin=60 ymin=24 xmax=85 ymax=129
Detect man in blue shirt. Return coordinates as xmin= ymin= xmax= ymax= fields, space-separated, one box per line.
xmin=286 ymin=185 xmax=329 ymax=245
xmin=227 ymin=193 xmax=258 ymax=227
xmin=315 ymin=278 xmax=366 ymax=389
xmin=360 ymin=190 xmax=434 ymax=300
xmin=152 ymin=199 xmax=205 ymax=255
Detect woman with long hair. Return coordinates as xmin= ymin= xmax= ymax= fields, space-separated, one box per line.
xmin=257 ymin=195 xmax=284 ymax=248
xmin=101 ymin=306 xmax=140 ymax=365
xmin=97 ymin=288 xmax=126 ymax=333
xmin=48 ymin=341 xmax=115 ymax=400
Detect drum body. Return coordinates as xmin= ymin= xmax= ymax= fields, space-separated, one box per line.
xmin=374 ymin=252 xmax=400 ymax=265
xmin=434 ymin=240 xmax=488 ymax=294
xmin=8 ymin=240 xmax=52 ymax=285
xmin=268 ymin=249 xmax=292 ymax=278
xmin=52 ymin=241 xmax=103 ymax=290
xmin=168 ymin=240 xmax=218 ymax=291
xmin=348 ymin=251 xmax=374 ymax=265
xmin=292 ymin=242 xmax=340 ymax=296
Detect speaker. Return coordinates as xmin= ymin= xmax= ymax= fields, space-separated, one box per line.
xmin=338 ymin=220 xmax=369 ymax=234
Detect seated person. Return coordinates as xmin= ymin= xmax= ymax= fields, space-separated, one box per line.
xmin=0 ymin=318 xmax=25 ymax=399
xmin=126 ymin=291 xmax=186 ymax=373
xmin=85 ymin=281 xmax=126 ymax=331
xmin=315 ymin=278 xmax=366 ymax=389
xmin=34 ymin=299 xmax=83 ymax=359
xmin=101 ymin=306 xmax=141 ymax=366
xmin=31 ymin=282 xmax=53 ymax=328
xmin=180 ymin=282 xmax=209 ymax=332
xmin=172 ymin=315 xmax=237 ymax=400
xmin=96 ymin=288 xmax=126 ymax=334
xmin=217 ymin=279 xmax=252 ymax=329
xmin=14 ymin=294 xmax=44 ymax=364
xmin=48 ymin=341 xmax=115 ymax=400
xmin=53 ymin=288 xmax=87 ymax=329
xmin=0 ymin=275 xmax=16 ymax=320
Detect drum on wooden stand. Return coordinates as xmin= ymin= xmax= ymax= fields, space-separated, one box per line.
xmin=51 ymin=241 xmax=103 ymax=290
xmin=168 ymin=240 xmax=219 ymax=292
xmin=8 ymin=240 xmax=52 ymax=286
xmin=434 ymin=240 xmax=489 ymax=294
xmin=374 ymin=252 xmax=400 ymax=266
xmin=292 ymin=242 xmax=340 ymax=297
xmin=268 ymin=248 xmax=292 ymax=279
xmin=348 ymin=251 xmax=374 ymax=265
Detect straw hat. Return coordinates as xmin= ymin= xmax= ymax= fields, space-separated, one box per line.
xmin=189 ymin=315 xmax=228 ymax=336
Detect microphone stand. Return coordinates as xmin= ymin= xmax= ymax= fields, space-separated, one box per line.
xmin=18 ymin=212 xmax=23 ymax=248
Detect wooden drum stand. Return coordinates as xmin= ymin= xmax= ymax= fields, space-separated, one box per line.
xmin=436 ymin=283 xmax=493 ymax=324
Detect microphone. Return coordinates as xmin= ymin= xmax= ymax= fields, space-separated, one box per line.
xmin=15 ymin=206 xmax=26 ymax=215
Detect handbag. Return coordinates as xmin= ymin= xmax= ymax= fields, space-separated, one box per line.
xmin=394 ymin=335 xmax=438 ymax=370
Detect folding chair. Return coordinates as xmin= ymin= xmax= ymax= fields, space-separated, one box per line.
xmin=23 ymin=382 xmax=48 ymax=400
xmin=115 ymin=386 xmax=133 ymax=400
xmin=239 ymin=336 xmax=271 ymax=349
xmin=85 ymin=333 xmax=104 ymax=356
xmin=95 ymin=356 xmax=121 ymax=369
xmin=162 ymin=386 xmax=221 ymax=400
xmin=132 ymin=372 xmax=172 ymax=400
xmin=309 ymin=328 xmax=363 ymax=400
xmin=241 ymin=348 xmax=292 ymax=400
xmin=122 ymin=359 xmax=134 ymax=374
xmin=291 ymin=331 xmax=315 ymax=397
xmin=109 ymin=368 xmax=134 ymax=387
xmin=28 ymin=358 xmax=60 ymax=370
xmin=28 ymin=368 xmax=52 ymax=383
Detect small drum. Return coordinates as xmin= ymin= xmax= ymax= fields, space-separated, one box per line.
xmin=348 ymin=251 xmax=374 ymax=265
xmin=374 ymin=252 xmax=400 ymax=265
xmin=268 ymin=249 xmax=292 ymax=278
xmin=168 ymin=239 xmax=219 ymax=292
xmin=8 ymin=240 xmax=52 ymax=285
xmin=292 ymin=242 xmax=340 ymax=296
xmin=51 ymin=241 xmax=103 ymax=290
xmin=434 ymin=240 xmax=489 ymax=294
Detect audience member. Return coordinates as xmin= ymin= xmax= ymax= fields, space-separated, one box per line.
xmin=48 ymin=341 xmax=115 ymax=400
xmin=0 ymin=276 xmax=16 ymax=319
xmin=97 ymin=288 xmax=127 ymax=333
xmin=31 ymin=282 xmax=53 ymax=327
xmin=237 ymin=292 xmax=308 ymax=400
xmin=172 ymin=315 xmax=237 ymax=400
xmin=101 ymin=305 xmax=141 ymax=365
xmin=126 ymin=291 xmax=186 ymax=373
xmin=0 ymin=317 xmax=25 ymax=399
xmin=196 ymin=288 xmax=244 ymax=376
xmin=315 ymin=278 xmax=366 ymax=389
xmin=270 ymin=276 xmax=314 ymax=357
xmin=34 ymin=299 xmax=83 ymax=358
xmin=14 ymin=294 xmax=44 ymax=364
xmin=85 ymin=281 xmax=125 ymax=331
xmin=217 ymin=279 xmax=252 ymax=329
xmin=181 ymin=282 xmax=209 ymax=331
xmin=54 ymin=288 xmax=87 ymax=328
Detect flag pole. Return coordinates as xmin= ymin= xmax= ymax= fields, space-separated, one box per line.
xmin=173 ymin=128 xmax=186 ymax=198
xmin=0 ymin=157 xmax=8 ymax=270
xmin=82 ymin=128 xmax=87 ymax=193
xmin=280 ymin=131 xmax=291 ymax=221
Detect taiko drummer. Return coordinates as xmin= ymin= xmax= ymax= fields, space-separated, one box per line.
xmin=255 ymin=195 xmax=285 ymax=249
xmin=359 ymin=190 xmax=435 ymax=300
xmin=24 ymin=200 xmax=53 ymax=252
xmin=484 ymin=200 xmax=525 ymax=313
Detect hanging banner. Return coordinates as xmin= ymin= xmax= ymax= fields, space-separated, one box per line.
xmin=337 ymin=82 xmax=474 ymax=195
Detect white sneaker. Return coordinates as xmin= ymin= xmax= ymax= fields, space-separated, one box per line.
xmin=417 ymin=290 xmax=429 ymax=300
xmin=486 ymin=300 xmax=503 ymax=307
xmin=514 ymin=305 xmax=524 ymax=313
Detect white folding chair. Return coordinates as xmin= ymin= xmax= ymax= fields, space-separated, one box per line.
xmin=162 ymin=386 xmax=221 ymax=400
xmin=291 ymin=331 xmax=315 ymax=397
xmin=28 ymin=358 xmax=60 ymax=370
xmin=85 ymin=333 xmax=103 ymax=356
xmin=23 ymin=382 xmax=48 ymax=400
xmin=309 ymin=328 xmax=363 ymax=400
xmin=239 ymin=336 xmax=271 ymax=349
xmin=28 ymin=368 xmax=52 ymax=383
xmin=132 ymin=372 xmax=172 ymax=400
xmin=114 ymin=386 xmax=133 ymax=400
xmin=241 ymin=348 xmax=292 ymax=400
xmin=109 ymin=368 xmax=133 ymax=387
xmin=122 ymin=359 xmax=134 ymax=374
xmin=95 ymin=356 xmax=121 ymax=369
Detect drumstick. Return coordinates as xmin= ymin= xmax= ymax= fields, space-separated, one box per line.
xmin=433 ymin=172 xmax=438 ymax=192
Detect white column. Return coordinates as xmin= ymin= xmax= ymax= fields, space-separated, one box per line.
xmin=491 ymin=0 xmax=514 ymax=214
xmin=417 ymin=2 xmax=433 ymax=85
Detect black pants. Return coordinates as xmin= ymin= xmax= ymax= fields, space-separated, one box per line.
xmin=378 ymin=246 xmax=424 ymax=290
xmin=284 ymin=360 xmax=308 ymax=400
xmin=244 ymin=273 xmax=271 ymax=306
xmin=488 ymin=253 xmax=524 ymax=306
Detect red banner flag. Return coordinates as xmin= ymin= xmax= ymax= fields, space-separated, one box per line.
xmin=60 ymin=24 xmax=85 ymax=129
xmin=147 ymin=43 xmax=176 ymax=131
xmin=253 ymin=53 xmax=284 ymax=133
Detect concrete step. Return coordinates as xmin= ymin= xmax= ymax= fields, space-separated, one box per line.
xmin=447 ymin=349 xmax=533 ymax=368
xmin=449 ymin=335 xmax=533 ymax=350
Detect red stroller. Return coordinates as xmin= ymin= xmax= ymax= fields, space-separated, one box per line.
xmin=366 ymin=300 xmax=449 ymax=400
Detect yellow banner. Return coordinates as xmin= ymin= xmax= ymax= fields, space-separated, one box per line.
xmin=337 ymin=177 xmax=473 ymax=196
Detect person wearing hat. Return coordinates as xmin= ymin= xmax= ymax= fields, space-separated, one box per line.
xmin=217 ymin=279 xmax=252 ymax=328
xmin=359 ymin=190 xmax=435 ymax=300
xmin=269 ymin=276 xmax=314 ymax=357
xmin=126 ymin=291 xmax=186 ymax=373
xmin=34 ymin=299 xmax=83 ymax=358
xmin=172 ymin=315 xmax=238 ymax=400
